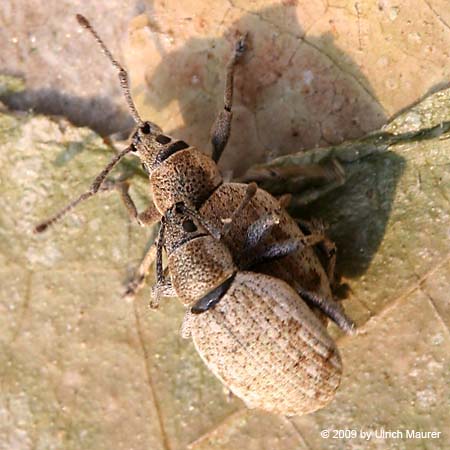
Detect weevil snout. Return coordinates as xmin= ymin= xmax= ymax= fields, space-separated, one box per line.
xmin=131 ymin=122 xmax=197 ymax=177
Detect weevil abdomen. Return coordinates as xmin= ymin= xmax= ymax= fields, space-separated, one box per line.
xmin=190 ymin=272 xmax=342 ymax=416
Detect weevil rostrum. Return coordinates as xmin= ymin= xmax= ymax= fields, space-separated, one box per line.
xmin=35 ymin=15 xmax=355 ymax=415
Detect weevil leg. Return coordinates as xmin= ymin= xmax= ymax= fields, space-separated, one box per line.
xmin=239 ymin=158 xmax=345 ymax=194
xmin=297 ymin=218 xmax=337 ymax=287
xmin=180 ymin=310 xmax=194 ymax=339
xmin=156 ymin=220 xmax=166 ymax=283
xmin=150 ymin=274 xmax=176 ymax=308
xmin=123 ymin=241 xmax=157 ymax=302
xmin=295 ymin=217 xmax=325 ymax=235
xmin=241 ymin=225 xmax=354 ymax=334
xmin=320 ymin=240 xmax=337 ymax=287
xmin=240 ymin=193 xmax=287 ymax=249
xmin=246 ymin=217 xmax=353 ymax=332
xmin=220 ymin=182 xmax=257 ymax=237
xmin=277 ymin=193 xmax=292 ymax=209
xmin=242 ymin=233 xmax=326 ymax=269
xmin=99 ymin=179 xmax=161 ymax=226
xmin=123 ymin=212 xmax=165 ymax=303
xmin=180 ymin=182 xmax=257 ymax=241
xmin=149 ymin=219 xmax=168 ymax=308
xmin=296 ymin=286 xmax=355 ymax=335
xmin=137 ymin=202 xmax=162 ymax=226
xmin=243 ymin=212 xmax=280 ymax=250
xmin=98 ymin=179 xmax=139 ymax=221
xmin=210 ymin=33 xmax=248 ymax=163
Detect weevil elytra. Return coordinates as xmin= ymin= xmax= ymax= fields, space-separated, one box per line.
xmin=35 ymin=15 xmax=354 ymax=336
xmin=157 ymin=201 xmax=342 ymax=416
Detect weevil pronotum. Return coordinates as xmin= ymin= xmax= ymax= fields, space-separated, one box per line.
xmin=35 ymin=14 xmax=354 ymax=336
xmin=156 ymin=201 xmax=342 ymax=415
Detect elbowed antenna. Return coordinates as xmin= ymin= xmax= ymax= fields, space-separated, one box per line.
xmin=34 ymin=144 xmax=135 ymax=233
xmin=76 ymin=14 xmax=142 ymax=125
xmin=34 ymin=15 xmax=146 ymax=234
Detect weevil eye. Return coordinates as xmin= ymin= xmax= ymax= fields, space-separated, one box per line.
xmin=175 ymin=202 xmax=185 ymax=213
xmin=140 ymin=122 xmax=151 ymax=134
xmin=155 ymin=134 xmax=171 ymax=144
xmin=182 ymin=219 xmax=197 ymax=233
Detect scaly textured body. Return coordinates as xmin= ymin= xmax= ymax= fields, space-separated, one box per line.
xmin=35 ymin=16 xmax=349 ymax=333
xmin=35 ymin=17 xmax=354 ymax=415
xmin=161 ymin=207 xmax=342 ymax=416
xmin=190 ymin=272 xmax=341 ymax=415
xmin=149 ymin=147 xmax=222 ymax=212
xmin=200 ymin=183 xmax=337 ymax=322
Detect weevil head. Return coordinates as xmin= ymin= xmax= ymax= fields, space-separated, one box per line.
xmin=76 ymin=14 xmax=220 ymax=212
xmin=130 ymin=120 xmax=195 ymax=174
xmin=163 ymin=202 xmax=211 ymax=254
xmin=130 ymin=120 xmax=171 ymax=170
xmin=163 ymin=203 xmax=235 ymax=307
xmin=130 ymin=121 xmax=222 ymax=214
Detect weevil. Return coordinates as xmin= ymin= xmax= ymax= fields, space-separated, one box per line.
xmin=156 ymin=201 xmax=342 ymax=416
xmin=35 ymin=15 xmax=354 ymax=333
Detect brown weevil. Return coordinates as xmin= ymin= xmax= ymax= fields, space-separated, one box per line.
xmin=35 ymin=15 xmax=354 ymax=336
xmin=155 ymin=201 xmax=342 ymax=416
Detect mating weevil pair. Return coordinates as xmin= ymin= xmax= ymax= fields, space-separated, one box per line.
xmin=161 ymin=201 xmax=342 ymax=415
xmin=35 ymin=14 xmax=355 ymax=416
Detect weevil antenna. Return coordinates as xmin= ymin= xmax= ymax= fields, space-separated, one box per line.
xmin=220 ymin=182 xmax=257 ymax=237
xmin=34 ymin=144 xmax=135 ymax=233
xmin=156 ymin=219 xmax=166 ymax=284
xmin=76 ymin=14 xmax=143 ymax=125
